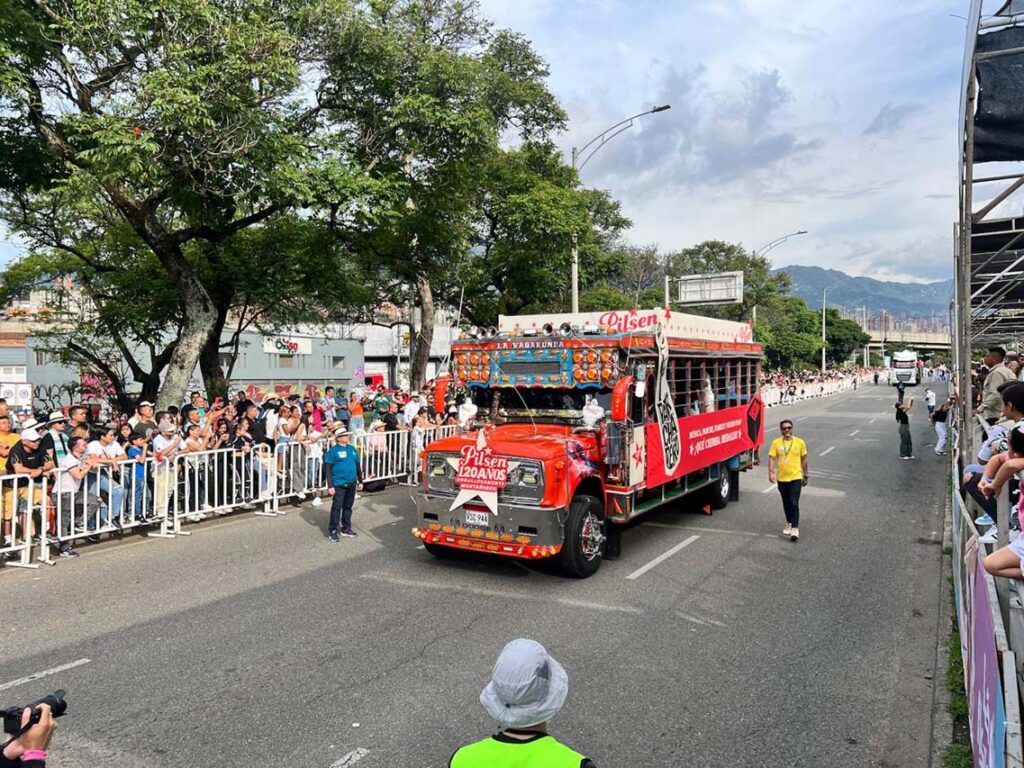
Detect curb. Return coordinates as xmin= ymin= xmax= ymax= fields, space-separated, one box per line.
xmin=930 ymin=491 xmax=955 ymax=767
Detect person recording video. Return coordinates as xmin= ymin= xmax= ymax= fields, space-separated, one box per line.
xmin=1 ymin=702 xmax=56 ymax=767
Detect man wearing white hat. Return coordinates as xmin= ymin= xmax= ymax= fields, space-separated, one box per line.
xmin=449 ymin=638 xmax=595 ymax=767
xmin=323 ymin=425 xmax=362 ymax=542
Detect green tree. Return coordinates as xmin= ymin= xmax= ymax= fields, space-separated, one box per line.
xmin=757 ymin=295 xmax=823 ymax=370
xmin=0 ymin=0 xmax=383 ymax=406
xmin=824 ymin=310 xmax=870 ymax=366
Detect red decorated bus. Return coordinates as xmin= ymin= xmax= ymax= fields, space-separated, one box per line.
xmin=412 ymin=308 xmax=765 ymax=577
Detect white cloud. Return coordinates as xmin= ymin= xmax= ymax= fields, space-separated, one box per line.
xmin=480 ymin=0 xmax=966 ymax=282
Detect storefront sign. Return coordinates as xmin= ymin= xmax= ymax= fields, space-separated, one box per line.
xmin=262 ymin=336 xmax=312 ymax=355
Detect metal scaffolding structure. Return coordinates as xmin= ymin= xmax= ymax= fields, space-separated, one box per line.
xmin=958 ymin=1 xmax=1024 ymax=429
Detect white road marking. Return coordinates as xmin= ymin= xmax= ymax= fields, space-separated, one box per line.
xmin=761 ymin=485 xmax=776 ymax=493
xmin=362 ymin=573 xmax=642 ymax=614
xmin=820 ymin=446 xmax=835 ymax=457
xmin=330 ymin=748 xmax=370 ymax=768
xmin=0 ymin=658 xmax=91 ymax=692
xmin=642 ymin=522 xmax=772 ymax=538
xmin=674 ymin=610 xmax=727 ymax=628
xmin=849 ymin=430 xmax=860 ymax=436
xmin=626 ymin=535 xmax=701 ymax=580
xmin=869 ymin=418 xmax=877 ymax=424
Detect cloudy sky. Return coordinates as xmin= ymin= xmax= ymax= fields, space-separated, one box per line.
xmin=479 ymin=0 xmax=970 ymax=283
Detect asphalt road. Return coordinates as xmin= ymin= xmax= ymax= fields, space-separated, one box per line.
xmin=0 ymin=382 xmax=949 ymax=768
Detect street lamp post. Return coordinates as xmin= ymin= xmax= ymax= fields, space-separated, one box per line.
xmin=749 ymin=230 xmax=807 ymax=326
xmin=570 ymin=105 xmax=671 ymax=313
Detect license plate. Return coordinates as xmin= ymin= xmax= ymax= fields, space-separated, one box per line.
xmin=464 ymin=510 xmax=490 ymax=527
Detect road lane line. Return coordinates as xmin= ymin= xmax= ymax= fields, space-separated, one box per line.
xmin=761 ymin=485 xmax=775 ymax=493
xmin=0 ymin=658 xmax=91 ymax=692
xmin=642 ymin=522 xmax=771 ymax=538
xmin=626 ymin=535 xmax=700 ymax=580
xmin=330 ymin=748 xmax=370 ymax=768
xmin=674 ymin=610 xmax=727 ymax=628
xmin=849 ymin=430 xmax=860 ymax=436
xmin=820 ymin=446 xmax=835 ymax=456
xmin=362 ymin=573 xmax=642 ymax=614
xmin=869 ymin=418 xmax=877 ymax=424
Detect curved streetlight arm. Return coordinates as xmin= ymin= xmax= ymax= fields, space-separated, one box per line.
xmin=574 ymin=106 xmax=671 ymax=160
xmin=753 ymin=230 xmax=808 ymax=258
xmin=576 ymin=123 xmax=636 ymax=172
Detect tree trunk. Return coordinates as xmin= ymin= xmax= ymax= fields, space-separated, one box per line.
xmin=410 ymin=274 xmax=434 ymax=390
xmin=157 ymin=277 xmax=217 ymax=410
xmin=199 ymin=305 xmax=231 ymax=400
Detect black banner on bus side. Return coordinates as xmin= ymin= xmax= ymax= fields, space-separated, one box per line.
xmin=654 ymin=322 xmax=682 ymax=476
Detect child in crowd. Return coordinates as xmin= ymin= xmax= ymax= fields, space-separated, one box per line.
xmin=982 ymin=426 xmax=1024 ymax=579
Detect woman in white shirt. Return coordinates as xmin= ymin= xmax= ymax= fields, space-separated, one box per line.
xmin=86 ymin=424 xmax=127 ymax=529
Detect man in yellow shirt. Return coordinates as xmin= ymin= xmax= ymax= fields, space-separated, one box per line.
xmin=767 ymin=419 xmax=809 ymax=542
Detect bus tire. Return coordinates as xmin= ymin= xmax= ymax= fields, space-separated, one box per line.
xmin=559 ymin=495 xmax=605 ymax=578
xmin=708 ymin=464 xmax=730 ymax=511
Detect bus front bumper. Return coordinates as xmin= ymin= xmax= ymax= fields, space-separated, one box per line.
xmin=412 ymin=493 xmax=567 ymax=559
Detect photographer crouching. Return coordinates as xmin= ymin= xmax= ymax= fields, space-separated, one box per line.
xmin=1 ymin=691 xmax=63 ymax=767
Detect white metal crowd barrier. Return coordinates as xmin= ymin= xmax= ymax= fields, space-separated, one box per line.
xmin=1 ymin=424 xmax=462 ymax=569
xmin=760 ymin=374 xmax=872 ymax=408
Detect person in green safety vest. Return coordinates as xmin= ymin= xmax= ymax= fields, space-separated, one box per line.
xmin=448 ymin=638 xmax=596 ymax=767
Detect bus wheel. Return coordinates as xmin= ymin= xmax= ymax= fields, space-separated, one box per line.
xmin=708 ymin=464 xmax=730 ymax=511
xmin=559 ymin=495 xmax=605 ymax=578
xmin=424 ymin=542 xmax=461 ymax=560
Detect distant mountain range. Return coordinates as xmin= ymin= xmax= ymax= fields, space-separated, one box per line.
xmin=774 ymin=265 xmax=953 ymax=317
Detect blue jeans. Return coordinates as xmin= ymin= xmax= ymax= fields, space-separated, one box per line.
xmin=88 ymin=472 xmax=124 ymax=526
xmin=777 ymin=480 xmax=802 ymax=527
xmin=329 ymin=483 xmax=356 ymax=533
xmin=129 ymin=475 xmax=148 ymax=520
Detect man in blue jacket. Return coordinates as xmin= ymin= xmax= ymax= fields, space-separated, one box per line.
xmin=324 ymin=426 xmax=362 ymax=542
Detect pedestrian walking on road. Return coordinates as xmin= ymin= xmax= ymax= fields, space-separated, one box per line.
xmin=324 ymin=426 xmax=362 ymax=542
xmin=767 ymin=419 xmax=808 ymax=542
xmin=896 ymin=398 xmax=915 ymax=459
xmin=449 ymin=638 xmax=596 ymax=768
xmin=932 ymin=399 xmax=950 ymax=455
xmin=924 ymin=388 xmax=936 ymax=416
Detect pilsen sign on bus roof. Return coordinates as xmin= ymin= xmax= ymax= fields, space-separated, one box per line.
xmin=497 ymin=308 xmax=754 ymax=345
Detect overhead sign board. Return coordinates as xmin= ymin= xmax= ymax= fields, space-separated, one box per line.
xmin=666 ymin=271 xmax=744 ymax=306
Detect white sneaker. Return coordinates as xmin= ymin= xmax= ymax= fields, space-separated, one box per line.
xmin=186 ymin=514 xmax=201 ymax=522
xmin=790 ymin=527 xmax=799 ymax=542
xmin=783 ymin=523 xmax=793 ymax=536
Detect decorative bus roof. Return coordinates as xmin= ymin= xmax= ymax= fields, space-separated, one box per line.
xmin=492 ymin=308 xmax=758 ymax=350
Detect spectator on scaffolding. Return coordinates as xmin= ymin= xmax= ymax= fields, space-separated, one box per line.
xmin=967 ymin=383 xmax=1024 ymax=519
xmin=39 ymin=411 xmax=69 ymax=466
xmin=979 ymin=347 xmax=1016 ymax=425
xmin=10 ymin=427 xmax=54 ymax=545
xmin=128 ymin=400 xmax=157 ymax=434
xmin=54 ymin=435 xmax=97 ymax=557
xmin=983 ymin=427 xmax=1024 ymax=580
xmin=85 ymin=424 xmax=127 ymax=530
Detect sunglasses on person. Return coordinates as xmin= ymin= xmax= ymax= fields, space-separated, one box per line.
xmin=781 ymin=425 xmax=793 ymax=431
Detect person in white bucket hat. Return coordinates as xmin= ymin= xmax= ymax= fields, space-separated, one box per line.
xmin=449 ymin=638 xmax=595 ymax=767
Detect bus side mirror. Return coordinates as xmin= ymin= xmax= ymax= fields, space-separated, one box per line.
xmin=610 ymin=376 xmax=634 ymax=421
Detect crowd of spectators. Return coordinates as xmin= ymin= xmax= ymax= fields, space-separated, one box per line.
xmin=0 ymin=383 xmax=460 ymax=560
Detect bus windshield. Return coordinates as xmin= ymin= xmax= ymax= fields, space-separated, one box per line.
xmin=469 ymin=387 xmax=613 ymax=423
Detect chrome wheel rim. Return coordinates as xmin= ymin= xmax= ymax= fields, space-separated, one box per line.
xmin=719 ymin=472 xmax=730 ymax=501
xmin=580 ymin=510 xmax=605 ymax=561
